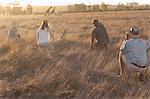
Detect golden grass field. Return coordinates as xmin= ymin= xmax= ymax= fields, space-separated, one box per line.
xmin=0 ymin=10 xmax=150 ymax=99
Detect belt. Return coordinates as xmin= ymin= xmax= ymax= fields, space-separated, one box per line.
xmin=132 ymin=63 xmax=147 ymax=68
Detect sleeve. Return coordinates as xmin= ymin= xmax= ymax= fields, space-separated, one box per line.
xmin=37 ymin=28 xmax=40 ymax=33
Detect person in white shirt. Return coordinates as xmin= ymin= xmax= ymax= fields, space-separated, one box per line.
xmin=119 ymin=26 xmax=150 ymax=81
xmin=36 ymin=20 xmax=55 ymax=47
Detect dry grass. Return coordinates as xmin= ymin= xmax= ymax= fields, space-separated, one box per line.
xmin=0 ymin=10 xmax=150 ymax=99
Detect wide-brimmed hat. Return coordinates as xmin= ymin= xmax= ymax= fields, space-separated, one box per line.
xmin=126 ymin=26 xmax=143 ymax=38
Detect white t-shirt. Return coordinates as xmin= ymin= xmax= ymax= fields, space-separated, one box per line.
xmin=120 ymin=38 xmax=150 ymax=66
xmin=37 ymin=28 xmax=51 ymax=46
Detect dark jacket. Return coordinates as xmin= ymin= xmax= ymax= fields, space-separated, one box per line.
xmin=92 ymin=24 xmax=110 ymax=45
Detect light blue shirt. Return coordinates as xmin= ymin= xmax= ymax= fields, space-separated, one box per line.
xmin=120 ymin=38 xmax=150 ymax=66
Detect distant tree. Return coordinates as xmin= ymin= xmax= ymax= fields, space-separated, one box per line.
xmin=92 ymin=4 xmax=100 ymax=11
xmin=11 ymin=7 xmax=23 ymax=15
xmin=87 ymin=5 xmax=92 ymax=12
xmin=8 ymin=1 xmax=24 ymax=15
xmin=127 ymin=2 xmax=139 ymax=7
xmin=5 ymin=6 xmax=11 ymax=15
xmin=145 ymin=5 xmax=150 ymax=9
xmin=67 ymin=3 xmax=87 ymax=12
xmin=67 ymin=5 xmax=75 ymax=12
xmin=101 ymin=3 xmax=108 ymax=11
xmin=74 ymin=3 xmax=87 ymax=12
xmin=117 ymin=3 xmax=127 ymax=11
xmin=26 ymin=5 xmax=33 ymax=14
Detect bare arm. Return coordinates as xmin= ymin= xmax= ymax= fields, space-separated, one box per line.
xmin=120 ymin=40 xmax=128 ymax=55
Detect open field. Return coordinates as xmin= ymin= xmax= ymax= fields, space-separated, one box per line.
xmin=0 ymin=10 xmax=150 ymax=99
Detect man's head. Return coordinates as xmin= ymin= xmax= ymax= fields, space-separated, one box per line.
xmin=93 ymin=19 xmax=101 ymax=27
xmin=126 ymin=26 xmax=143 ymax=39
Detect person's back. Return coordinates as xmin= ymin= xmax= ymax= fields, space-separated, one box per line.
xmin=37 ymin=28 xmax=51 ymax=46
xmin=94 ymin=24 xmax=110 ymax=44
xmin=91 ymin=19 xmax=110 ymax=50
xmin=124 ymin=39 xmax=149 ymax=66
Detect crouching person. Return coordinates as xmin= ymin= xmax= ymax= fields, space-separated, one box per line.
xmin=35 ymin=20 xmax=55 ymax=51
xmin=119 ymin=26 xmax=150 ymax=81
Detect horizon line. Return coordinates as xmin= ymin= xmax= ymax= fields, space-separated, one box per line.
xmin=19 ymin=2 xmax=150 ymax=6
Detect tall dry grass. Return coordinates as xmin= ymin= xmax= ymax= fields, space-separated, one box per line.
xmin=0 ymin=10 xmax=150 ymax=99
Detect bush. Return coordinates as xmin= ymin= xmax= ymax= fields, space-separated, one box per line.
xmin=74 ymin=4 xmax=87 ymax=12
xmin=67 ymin=5 xmax=75 ymax=12
xmin=67 ymin=3 xmax=87 ymax=12
xmin=116 ymin=4 xmax=128 ymax=11
xmin=26 ymin=5 xmax=33 ymax=14
xmin=101 ymin=3 xmax=108 ymax=11
xmin=92 ymin=5 xmax=100 ymax=11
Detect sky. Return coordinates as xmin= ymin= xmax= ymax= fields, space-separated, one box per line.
xmin=0 ymin=0 xmax=149 ymax=6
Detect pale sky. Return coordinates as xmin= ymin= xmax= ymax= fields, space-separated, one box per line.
xmin=0 ymin=0 xmax=149 ymax=6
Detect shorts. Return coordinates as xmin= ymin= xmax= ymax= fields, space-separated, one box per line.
xmin=120 ymin=53 xmax=148 ymax=74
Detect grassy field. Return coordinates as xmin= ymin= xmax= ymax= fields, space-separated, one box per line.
xmin=0 ymin=10 xmax=150 ymax=99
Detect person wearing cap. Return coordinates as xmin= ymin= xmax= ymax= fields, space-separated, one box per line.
xmin=119 ymin=26 xmax=150 ymax=81
xmin=91 ymin=19 xmax=110 ymax=51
